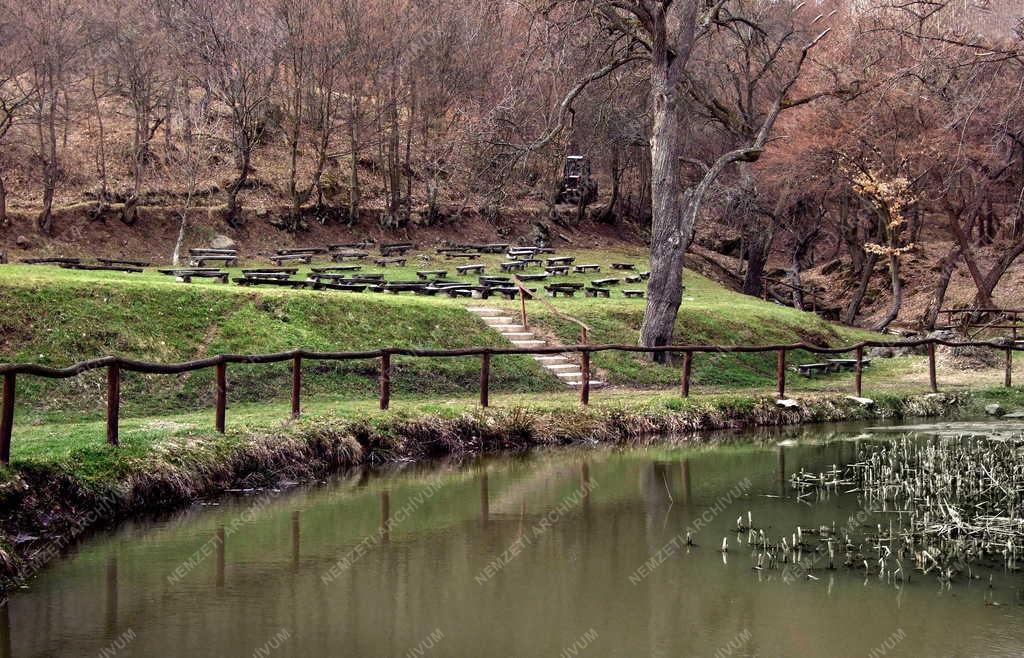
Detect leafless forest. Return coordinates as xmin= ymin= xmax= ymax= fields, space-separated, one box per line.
xmin=1 ymin=0 xmax=1023 ymax=338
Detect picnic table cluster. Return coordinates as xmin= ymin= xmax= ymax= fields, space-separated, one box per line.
xmin=13 ymin=241 xmax=653 ymax=302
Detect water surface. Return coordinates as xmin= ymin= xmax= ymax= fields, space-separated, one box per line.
xmin=6 ymin=422 xmax=1023 ymax=657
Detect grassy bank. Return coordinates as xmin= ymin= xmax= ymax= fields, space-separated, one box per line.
xmin=0 ymin=248 xmax=875 ymax=423
xmin=1 ymin=385 xmax=1022 ymax=588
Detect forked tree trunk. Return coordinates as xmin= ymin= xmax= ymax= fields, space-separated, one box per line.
xmin=844 ymin=252 xmax=878 ymax=325
xmin=873 ymin=253 xmax=903 ymax=331
xmin=923 ymin=245 xmax=961 ymax=330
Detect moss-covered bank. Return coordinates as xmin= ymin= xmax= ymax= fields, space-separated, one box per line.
xmin=0 ymin=387 xmax=1020 ymax=591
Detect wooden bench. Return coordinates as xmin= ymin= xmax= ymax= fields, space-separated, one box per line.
xmin=240 ymin=271 xmax=293 ymax=280
xmin=520 ymin=258 xmax=543 ymax=267
xmin=442 ymin=287 xmax=474 ymax=298
xmin=585 ymin=287 xmax=611 ymax=298
xmin=416 ymin=270 xmax=448 ymax=280
xmin=622 ymin=290 xmax=645 ymax=299
xmin=311 ymin=281 xmax=368 ymax=293
xmin=826 ymin=358 xmax=872 ymax=372
xmin=797 ymin=363 xmax=834 ymax=377
xmin=328 ymin=242 xmax=373 ymax=250
xmin=624 ymin=274 xmax=642 ymax=284
xmin=189 ymin=249 xmax=238 ymax=267
xmin=457 ymin=264 xmax=485 ymax=275
xmin=444 ymin=252 xmax=481 ymax=260
xmin=487 ymin=286 xmax=535 ymax=300
xmin=545 ymin=285 xmax=578 ymax=298
xmin=591 ymin=278 xmax=620 ymax=287
xmin=330 ymin=250 xmax=369 ymax=261
xmin=480 ymin=243 xmax=509 ymax=253
xmin=545 ymin=256 xmax=575 ymax=266
xmin=311 ymin=265 xmax=361 ymax=273
xmin=574 ymin=264 xmax=601 ymax=273
xmin=380 ymin=243 xmax=413 ymax=256
xmin=244 ymin=267 xmax=299 ymax=275
xmin=158 ymin=269 xmax=228 ymax=284
xmin=234 ymin=276 xmax=308 ymax=289
xmin=61 ymin=263 xmax=143 ymax=273
xmin=374 ymin=257 xmax=407 ymax=267
xmin=500 ymin=261 xmax=527 ymax=272
xmin=382 ymin=283 xmax=427 ymax=294
xmin=479 ymin=276 xmax=511 ymax=285
xmin=611 ymin=262 xmax=637 ymax=270
xmin=22 ymin=257 xmax=81 ymax=265
xmin=638 ymin=271 xmax=651 ymax=280
xmin=517 ymin=273 xmax=548 ymax=282
xmin=276 ymin=247 xmax=325 ymax=255
xmin=545 ymin=266 xmax=570 ymax=276
xmin=98 ymin=258 xmax=151 ymax=268
xmin=269 ymin=253 xmax=312 ymax=265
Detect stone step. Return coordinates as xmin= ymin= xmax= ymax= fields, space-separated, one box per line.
xmin=555 ymin=371 xmax=587 ymax=379
xmin=467 ymin=307 xmax=502 ymax=316
xmin=483 ymin=316 xmax=516 ymax=325
xmin=533 ymin=355 xmax=570 ymax=363
xmin=567 ymin=381 xmax=606 ymax=388
xmin=543 ymin=364 xmax=578 ymax=372
xmin=501 ymin=332 xmax=534 ymax=339
xmin=491 ymin=324 xmax=526 ymax=331
xmin=510 ymin=340 xmax=546 ymax=347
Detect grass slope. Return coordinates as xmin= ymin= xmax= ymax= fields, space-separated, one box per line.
xmin=1 ymin=247 xmax=875 ymax=425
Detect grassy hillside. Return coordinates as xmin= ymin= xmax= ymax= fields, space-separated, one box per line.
xmin=0 ymin=248 xmax=877 ymax=424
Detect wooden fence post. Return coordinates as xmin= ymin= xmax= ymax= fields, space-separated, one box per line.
xmin=519 ymin=286 xmax=528 ymax=330
xmin=580 ymin=349 xmax=591 ymax=406
xmin=927 ymin=342 xmax=938 ymax=393
xmin=0 ymin=373 xmax=14 ymax=466
xmin=855 ymin=346 xmax=864 ymax=398
xmin=106 ymin=364 xmax=120 ymax=446
xmin=291 ymin=356 xmax=302 ymax=418
xmin=681 ymin=351 xmax=693 ymax=397
xmin=480 ymin=351 xmax=490 ymax=408
xmin=215 ymin=362 xmax=227 ymax=433
xmin=1006 ymin=348 xmax=1013 ymax=389
xmin=776 ymin=349 xmax=787 ymax=398
xmin=380 ymin=351 xmax=391 ymax=410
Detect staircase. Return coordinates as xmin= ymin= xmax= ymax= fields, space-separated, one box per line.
xmin=467 ymin=306 xmax=604 ymax=389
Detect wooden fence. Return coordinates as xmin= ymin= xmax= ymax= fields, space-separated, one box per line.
xmin=0 ymin=337 xmax=1019 ymax=465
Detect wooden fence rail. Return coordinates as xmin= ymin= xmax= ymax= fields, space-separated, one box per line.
xmin=0 ymin=337 xmax=1019 ymax=465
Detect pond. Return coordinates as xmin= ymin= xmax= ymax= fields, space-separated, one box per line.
xmin=5 ymin=421 xmax=1024 ymax=657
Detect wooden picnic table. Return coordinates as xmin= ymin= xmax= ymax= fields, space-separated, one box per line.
xmin=330 ymin=250 xmax=369 ymax=261
xmin=158 ymin=269 xmax=229 ymax=284
xmin=269 ymin=254 xmax=312 ymax=265
xmin=244 ymin=267 xmax=299 ymax=275
xmin=234 ymin=277 xmax=308 ymax=289
xmin=98 ymin=258 xmax=151 ymax=267
xmin=61 ymin=263 xmax=143 ymax=273
xmin=275 ymin=247 xmax=326 ymax=255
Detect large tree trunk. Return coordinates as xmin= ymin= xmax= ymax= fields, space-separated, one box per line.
xmin=639 ymin=66 xmax=688 ymax=362
xmin=947 ymin=216 xmax=995 ymax=308
xmin=225 ymin=147 xmax=249 ymax=229
xmin=972 ymin=238 xmax=1024 ymax=308
xmin=742 ymin=229 xmax=773 ymax=297
xmin=0 ymin=174 xmax=6 ymax=227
